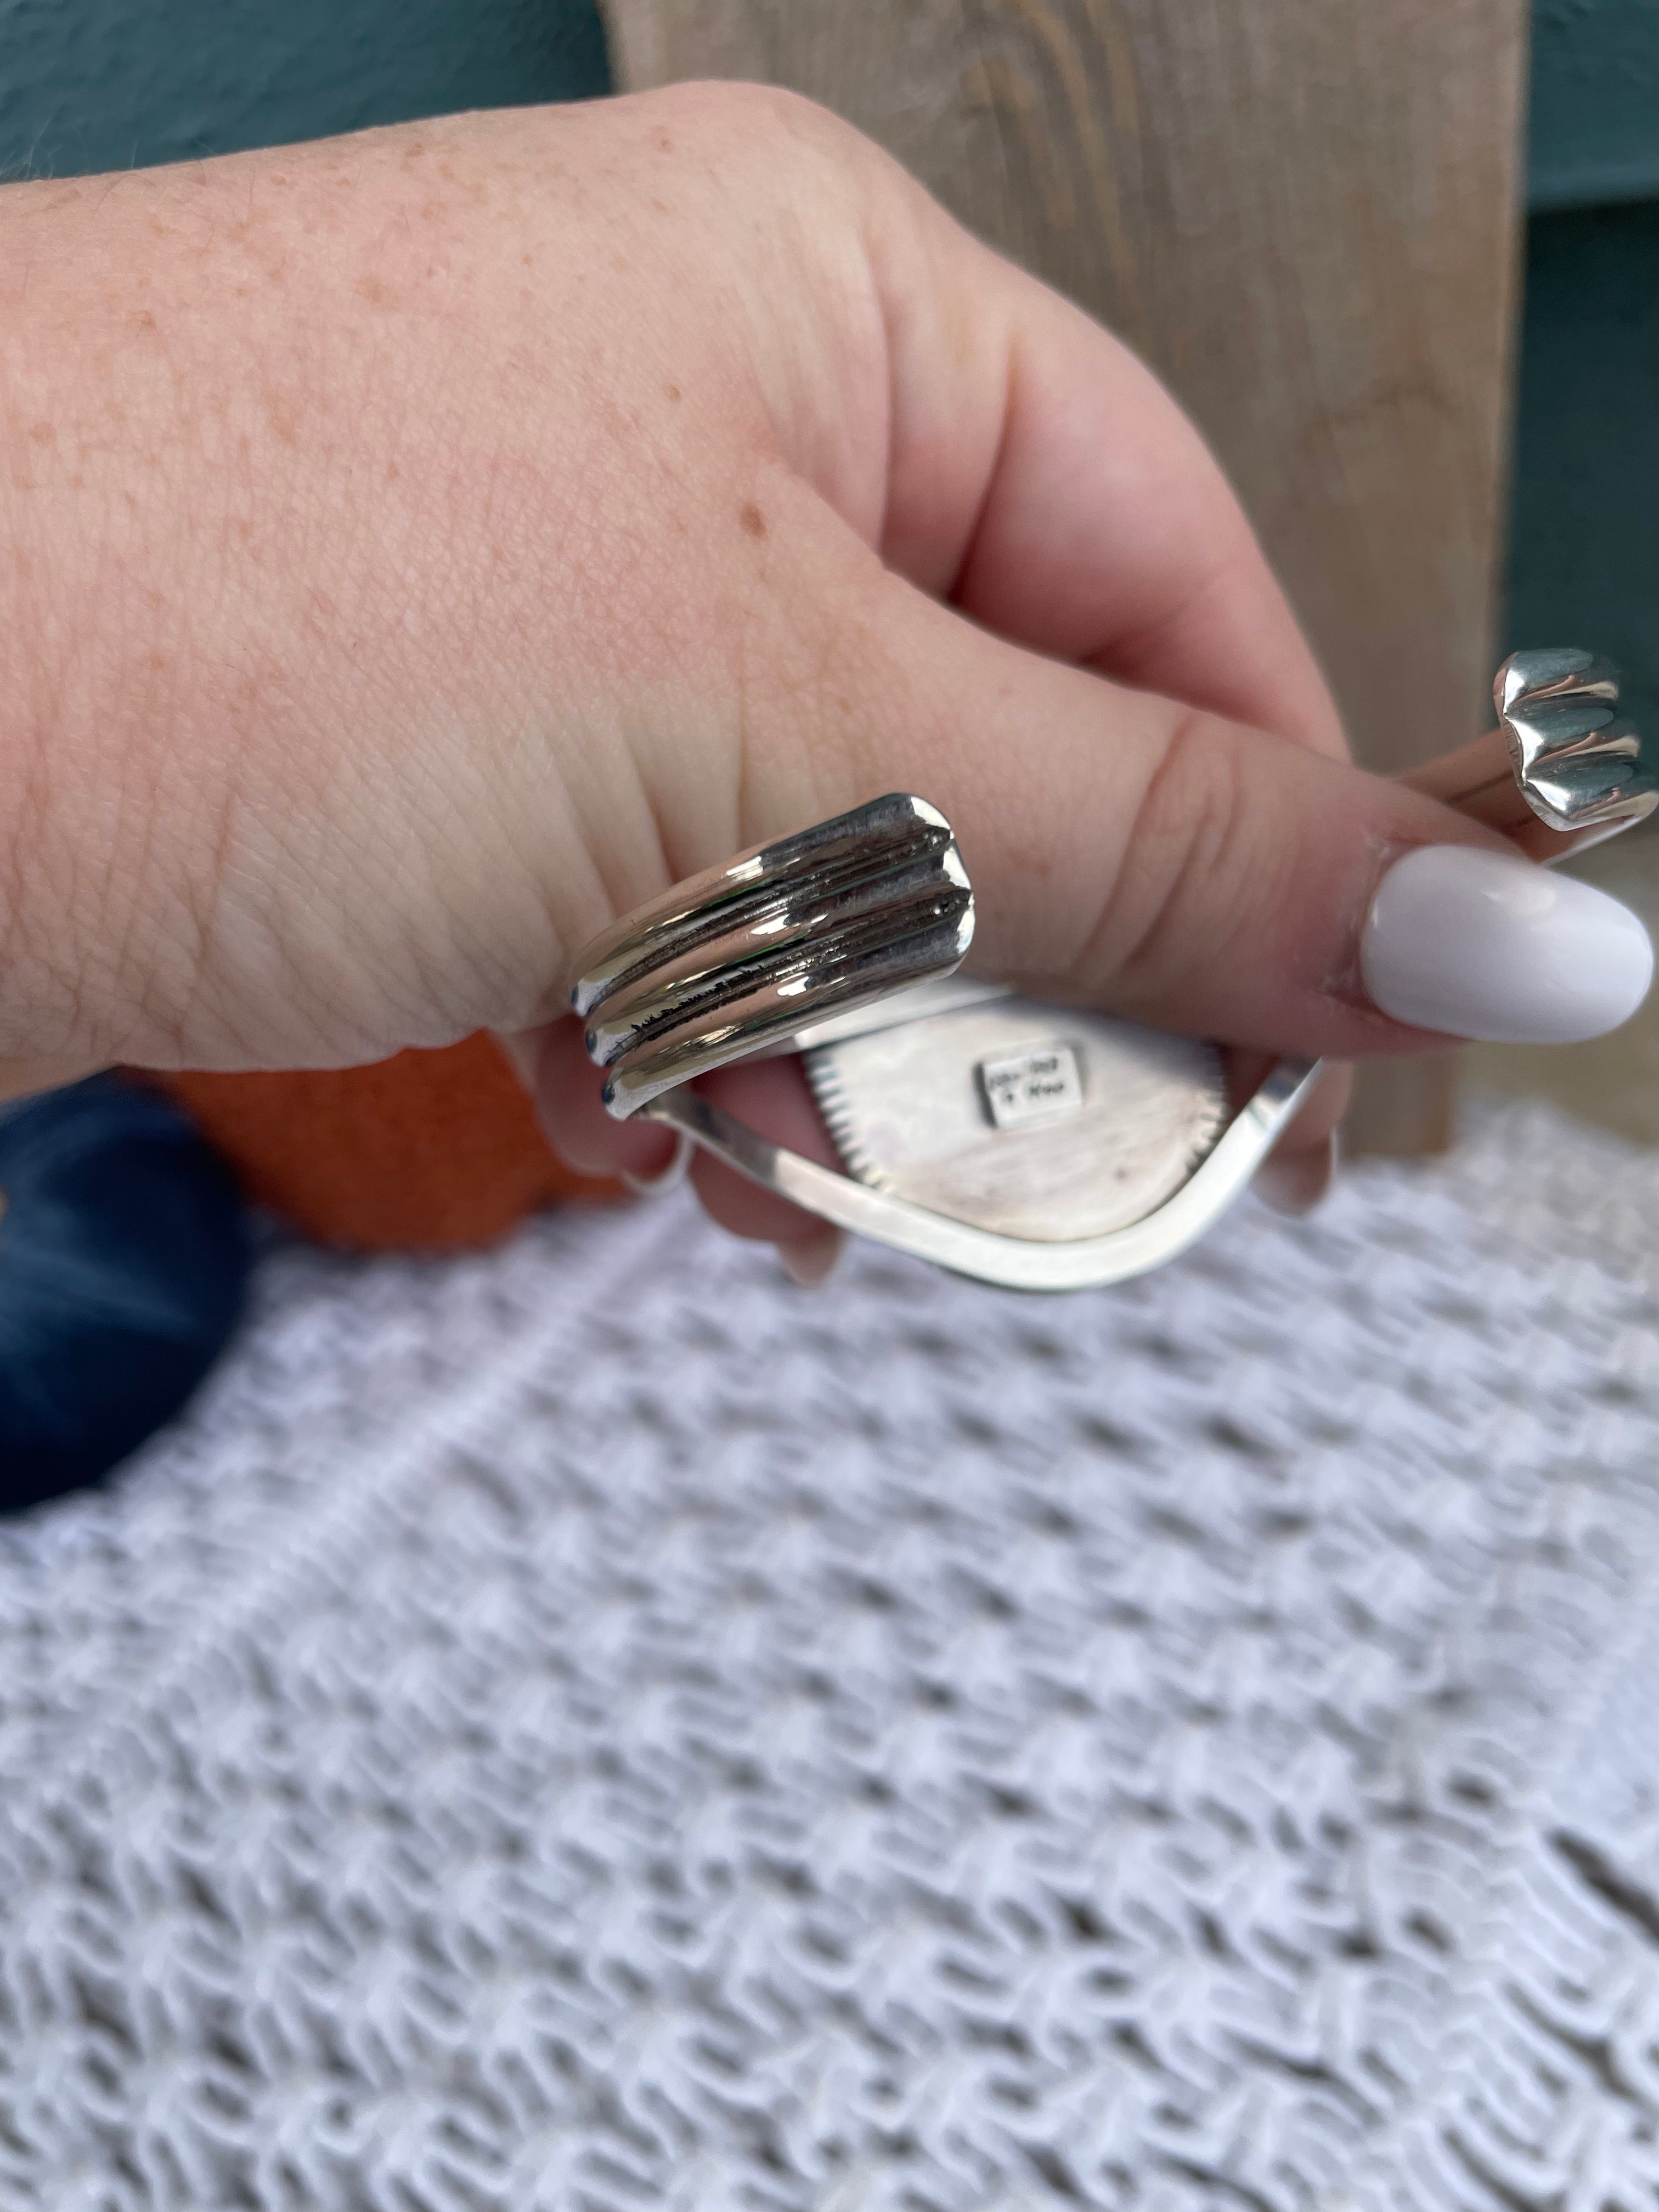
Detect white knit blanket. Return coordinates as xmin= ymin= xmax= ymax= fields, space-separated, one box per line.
xmin=6 ymin=1101 xmax=1659 ymax=2212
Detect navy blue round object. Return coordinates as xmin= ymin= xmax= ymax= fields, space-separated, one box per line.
xmin=0 ymin=1076 xmax=252 ymax=1514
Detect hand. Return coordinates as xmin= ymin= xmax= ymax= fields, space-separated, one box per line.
xmin=0 ymin=88 xmax=1623 ymax=1276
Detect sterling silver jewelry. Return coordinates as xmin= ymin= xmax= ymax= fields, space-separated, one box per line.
xmin=571 ymin=794 xmax=1312 ymax=1290
xmin=621 ymin=1130 xmax=696 ymax=1199
xmin=572 ymin=794 xmax=973 ymax=1119
xmin=1404 ymin=647 xmax=1656 ymax=857
xmin=571 ymin=650 xmax=1644 ymax=1293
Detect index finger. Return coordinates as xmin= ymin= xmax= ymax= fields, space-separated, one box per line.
xmin=865 ymin=190 xmax=1346 ymax=759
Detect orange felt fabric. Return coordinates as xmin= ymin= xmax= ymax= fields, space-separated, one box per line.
xmin=162 ymin=1034 xmax=619 ymax=1251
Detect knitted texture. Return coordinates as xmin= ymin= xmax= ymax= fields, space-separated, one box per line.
xmin=5 ymin=1101 xmax=1659 ymax=2211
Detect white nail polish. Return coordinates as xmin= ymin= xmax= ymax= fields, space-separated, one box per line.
xmin=1361 ymin=845 xmax=1654 ymax=1043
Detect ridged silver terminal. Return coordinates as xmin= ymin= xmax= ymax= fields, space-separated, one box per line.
xmin=1497 ymin=647 xmax=1657 ymax=836
xmin=571 ymin=794 xmax=974 ymax=1118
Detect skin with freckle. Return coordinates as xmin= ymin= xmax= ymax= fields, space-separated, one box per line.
xmin=0 ymin=87 xmax=1503 ymax=1260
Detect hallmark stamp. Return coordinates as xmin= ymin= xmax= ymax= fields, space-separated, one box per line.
xmin=977 ymin=1040 xmax=1085 ymax=1131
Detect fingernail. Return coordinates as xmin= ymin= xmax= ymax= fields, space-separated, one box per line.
xmin=1361 ymin=845 xmax=1653 ymax=1043
xmin=779 ymin=1230 xmax=844 ymax=1288
xmin=622 ymin=1131 xmax=694 ymax=1198
xmin=1256 ymin=1130 xmax=1339 ymax=1217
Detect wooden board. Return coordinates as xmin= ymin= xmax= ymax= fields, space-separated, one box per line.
xmin=605 ymin=0 xmax=1528 ymax=1153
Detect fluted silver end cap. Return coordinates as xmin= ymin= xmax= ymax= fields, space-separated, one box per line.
xmin=570 ymin=794 xmax=974 ymax=1118
xmin=1497 ymin=647 xmax=1657 ymax=836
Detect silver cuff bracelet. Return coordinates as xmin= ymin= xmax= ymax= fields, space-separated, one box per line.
xmin=571 ymin=648 xmax=1651 ymax=1293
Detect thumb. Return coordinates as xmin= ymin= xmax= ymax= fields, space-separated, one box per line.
xmin=828 ymin=568 xmax=1654 ymax=1056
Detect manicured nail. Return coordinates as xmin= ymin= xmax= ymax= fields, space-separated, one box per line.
xmin=779 ymin=1230 xmax=843 ymax=1288
xmin=622 ymin=1131 xmax=694 ymax=1198
xmin=1256 ymin=1130 xmax=1339 ymax=1217
xmin=1361 ymin=845 xmax=1653 ymax=1043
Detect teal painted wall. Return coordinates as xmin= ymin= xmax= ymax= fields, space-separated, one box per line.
xmin=1504 ymin=201 xmax=1659 ymax=730
xmin=1509 ymin=5 xmax=1659 ymax=739
xmin=0 ymin=0 xmax=608 ymax=179
xmin=1531 ymin=0 xmax=1659 ymax=211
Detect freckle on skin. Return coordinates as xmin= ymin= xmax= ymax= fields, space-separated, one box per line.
xmin=356 ymin=274 xmax=396 ymax=309
xmin=665 ymin=383 xmax=681 ymax=403
xmin=27 ymin=422 xmax=53 ymax=447
xmin=740 ymin=503 xmax=767 ymax=539
xmin=133 ymin=310 xmax=157 ymax=332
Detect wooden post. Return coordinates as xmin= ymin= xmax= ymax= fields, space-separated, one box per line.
xmin=605 ymin=0 xmax=1528 ymax=1153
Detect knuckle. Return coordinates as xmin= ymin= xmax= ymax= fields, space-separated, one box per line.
xmin=645 ymin=78 xmax=903 ymax=233
xmin=1087 ymin=710 xmax=1255 ymax=997
xmin=647 ymin=79 xmax=864 ymax=173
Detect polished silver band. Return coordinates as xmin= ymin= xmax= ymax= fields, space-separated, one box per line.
xmin=569 ymin=794 xmax=974 ymax=1118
